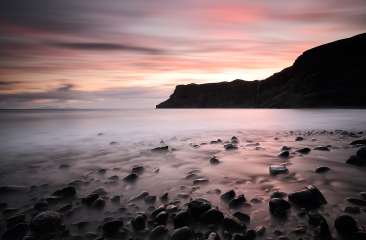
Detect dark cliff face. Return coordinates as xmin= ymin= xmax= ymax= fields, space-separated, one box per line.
xmin=157 ymin=33 xmax=366 ymax=108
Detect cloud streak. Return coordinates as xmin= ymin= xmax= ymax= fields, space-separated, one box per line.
xmin=1 ymin=0 xmax=366 ymax=108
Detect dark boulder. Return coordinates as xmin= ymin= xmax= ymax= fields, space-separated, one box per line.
xmin=149 ymin=225 xmax=168 ymax=240
xmin=222 ymin=217 xmax=246 ymax=233
xmin=123 ymin=173 xmax=138 ymax=182
xmin=171 ymin=226 xmax=193 ymax=240
xmin=288 ymin=185 xmax=326 ymax=209
xmin=334 ymin=215 xmax=359 ymax=236
xmin=30 ymin=211 xmax=62 ymax=237
xmin=270 ymin=191 xmax=287 ymax=199
xmin=224 ymin=143 xmax=238 ymax=150
xmin=187 ymin=199 xmax=211 ymax=218
xmin=1 ymin=223 xmax=29 ymax=240
xmin=81 ymin=193 xmax=99 ymax=205
xmin=102 ymin=220 xmax=123 ymax=236
xmin=155 ymin=211 xmax=168 ymax=225
xmin=221 ymin=190 xmax=236 ymax=201
xmin=351 ymin=139 xmax=366 ymax=145
xmin=200 ymin=208 xmax=224 ymax=225
xmin=131 ymin=214 xmax=146 ymax=231
xmin=295 ymin=137 xmax=304 ymax=141
xmin=229 ymin=195 xmax=246 ymax=208
xmin=296 ymin=148 xmax=311 ymax=154
xmin=269 ymin=165 xmax=288 ymax=175
xmin=278 ymin=150 xmax=290 ymax=158
xmin=52 ymin=186 xmax=76 ymax=198
xmin=174 ymin=210 xmax=191 ymax=228
xmin=315 ymin=166 xmax=330 ymax=173
xmin=269 ymin=198 xmax=291 ymax=217
xmin=151 ymin=146 xmax=169 ymax=152
xmin=233 ymin=212 xmax=250 ymax=223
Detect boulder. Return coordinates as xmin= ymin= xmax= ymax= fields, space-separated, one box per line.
xmin=131 ymin=214 xmax=146 ymax=231
xmin=174 ymin=210 xmax=191 ymax=228
xmin=200 ymin=208 xmax=224 ymax=225
xmin=315 ymin=166 xmax=330 ymax=173
xmin=296 ymin=148 xmax=311 ymax=154
xmin=123 ymin=173 xmax=138 ymax=182
xmin=351 ymin=139 xmax=366 ymax=145
xmin=222 ymin=217 xmax=246 ymax=233
xmin=229 ymin=195 xmax=246 ymax=208
xmin=171 ymin=226 xmax=193 ymax=240
xmin=155 ymin=211 xmax=168 ymax=225
xmin=233 ymin=212 xmax=250 ymax=223
xmin=334 ymin=215 xmax=359 ymax=236
xmin=221 ymin=190 xmax=236 ymax=201
xmin=30 ymin=211 xmax=62 ymax=237
xmin=278 ymin=150 xmax=290 ymax=158
xmin=102 ymin=220 xmax=123 ymax=236
xmin=288 ymin=185 xmax=327 ymax=209
xmin=188 ymin=199 xmax=211 ymax=218
xmin=52 ymin=186 xmax=76 ymax=198
xmin=269 ymin=198 xmax=291 ymax=217
xmin=149 ymin=225 xmax=168 ymax=240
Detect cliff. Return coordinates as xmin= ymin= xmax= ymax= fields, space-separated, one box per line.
xmin=156 ymin=33 xmax=366 ymax=108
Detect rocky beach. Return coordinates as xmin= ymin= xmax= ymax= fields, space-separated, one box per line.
xmin=1 ymin=126 xmax=366 ymax=240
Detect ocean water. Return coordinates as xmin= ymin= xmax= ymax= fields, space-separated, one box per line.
xmin=1 ymin=109 xmax=366 ymax=238
xmin=1 ymin=109 xmax=366 ymax=154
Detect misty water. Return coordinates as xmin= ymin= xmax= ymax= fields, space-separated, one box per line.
xmin=1 ymin=109 xmax=366 ymax=239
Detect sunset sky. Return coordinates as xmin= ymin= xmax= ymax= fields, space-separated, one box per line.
xmin=1 ymin=0 xmax=366 ymax=109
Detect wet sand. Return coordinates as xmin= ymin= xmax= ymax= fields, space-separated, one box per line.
xmin=1 ymin=129 xmax=366 ymax=239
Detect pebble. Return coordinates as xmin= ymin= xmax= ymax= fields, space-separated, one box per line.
xmin=123 ymin=173 xmax=138 ymax=182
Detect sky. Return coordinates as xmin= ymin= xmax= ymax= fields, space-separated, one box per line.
xmin=1 ymin=0 xmax=366 ymax=109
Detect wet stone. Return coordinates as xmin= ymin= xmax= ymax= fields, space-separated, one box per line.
xmin=288 ymin=185 xmax=327 ymax=209
xmin=171 ymin=226 xmax=193 ymax=240
xmin=174 ymin=210 xmax=191 ymax=228
xmin=149 ymin=225 xmax=168 ymax=240
xmin=315 ymin=166 xmax=330 ymax=173
xmin=334 ymin=215 xmax=359 ymax=236
xmin=123 ymin=173 xmax=138 ymax=182
xmin=295 ymin=136 xmax=304 ymax=141
xmin=346 ymin=197 xmax=366 ymax=206
xmin=30 ymin=211 xmax=62 ymax=237
xmin=221 ymin=190 xmax=236 ymax=201
xmin=314 ymin=146 xmax=330 ymax=151
xmin=229 ymin=195 xmax=246 ymax=209
xmin=200 ymin=208 xmax=224 ymax=225
xmin=296 ymin=147 xmax=311 ymax=154
xmin=233 ymin=212 xmax=250 ymax=223
xmin=52 ymin=186 xmax=76 ymax=198
xmin=269 ymin=165 xmax=288 ymax=175
xmin=155 ymin=211 xmax=168 ymax=225
xmin=102 ymin=220 xmax=123 ymax=237
xmin=270 ymin=191 xmax=287 ymax=199
xmin=224 ymin=143 xmax=238 ymax=150
xmin=210 ymin=156 xmax=221 ymax=165
xmin=2 ymin=223 xmax=29 ymax=240
xmin=144 ymin=195 xmax=157 ymax=204
xmin=188 ymin=198 xmax=211 ymax=218
xmin=222 ymin=217 xmax=246 ymax=233
xmin=269 ymin=198 xmax=291 ymax=217
xmin=193 ymin=178 xmax=209 ymax=185
xmin=151 ymin=146 xmax=169 ymax=152
xmin=131 ymin=214 xmax=146 ymax=231
xmin=132 ymin=165 xmax=144 ymax=174
xmin=81 ymin=193 xmax=99 ymax=205
xmin=344 ymin=206 xmax=361 ymax=214
xmin=278 ymin=150 xmax=290 ymax=158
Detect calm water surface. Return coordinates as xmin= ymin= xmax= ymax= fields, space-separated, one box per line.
xmin=1 ymin=109 xmax=366 ymax=153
